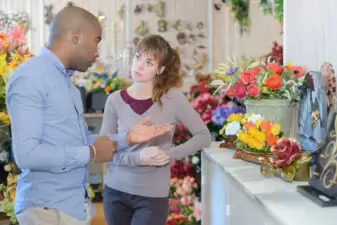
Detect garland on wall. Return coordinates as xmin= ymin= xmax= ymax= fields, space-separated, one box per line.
xmin=216 ymin=0 xmax=284 ymax=34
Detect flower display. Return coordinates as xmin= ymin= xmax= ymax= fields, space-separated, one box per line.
xmin=0 ymin=25 xmax=32 ymax=224
xmin=167 ymin=176 xmax=201 ymax=225
xmin=213 ymin=58 xmax=307 ymax=102
xmin=234 ymin=113 xmax=284 ymax=153
xmin=89 ymin=68 xmax=123 ymax=94
xmin=212 ymin=103 xmax=246 ymax=127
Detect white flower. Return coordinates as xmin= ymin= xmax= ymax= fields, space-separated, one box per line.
xmin=4 ymin=164 xmax=11 ymax=172
xmin=247 ymin=114 xmax=264 ymax=124
xmin=225 ymin=121 xmax=241 ymax=136
xmin=0 ymin=151 xmax=8 ymax=162
xmin=192 ymin=156 xmax=200 ymax=164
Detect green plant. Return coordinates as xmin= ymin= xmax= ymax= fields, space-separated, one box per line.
xmin=259 ymin=0 xmax=283 ymax=22
xmin=222 ymin=0 xmax=250 ymax=34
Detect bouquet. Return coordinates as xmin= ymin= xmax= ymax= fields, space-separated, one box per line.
xmin=213 ymin=58 xmax=306 ymax=102
xmin=235 ymin=113 xmax=284 ymax=154
xmin=167 ymin=176 xmax=201 ymax=225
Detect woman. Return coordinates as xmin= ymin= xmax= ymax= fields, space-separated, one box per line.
xmin=100 ymin=34 xmax=212 ymax=225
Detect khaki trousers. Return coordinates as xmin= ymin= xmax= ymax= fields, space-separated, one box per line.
xmin=16 ymin=201 xmax=92 ymax=225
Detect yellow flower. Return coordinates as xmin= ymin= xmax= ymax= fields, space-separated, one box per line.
xmin=285 ymin=62 xmax=293 ymax=68
xmin=0 ymin=53 xmax=8 ymax=76
xmin=262 ymin=87 xmax=268 ymax=93
xmin=271 ymin=124 xmax=281 ymax=136
xmin=255 ymin=120 xmax=262 ymax=128
xmin=0 ymin=112 xmax=10 ymax=124
xmin=248 ymin=127 xmax=266 ymax=143
xmin=227 ymin=113 xmax=244 ymax=122
xmin=9 ymin=52 xmax=23 ymax=69
xmin=6 ymin=173 xmax=17 ymax=186
xmin=9 ymin=188 xmax=16 ymax=200
xmin=219 ymin=125 xmax=226 ymax=135
xmin=88 ymin=184 xmax=95 ymax=200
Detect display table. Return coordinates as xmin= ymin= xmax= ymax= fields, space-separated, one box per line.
xmin=201 ymin=142 xmax=337 ymax=225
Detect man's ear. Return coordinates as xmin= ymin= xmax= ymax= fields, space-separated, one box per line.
xmin=71 ymin=30 xmax=81 ymax=45
xmin=157 ymin=66 xmax=165 ymax=75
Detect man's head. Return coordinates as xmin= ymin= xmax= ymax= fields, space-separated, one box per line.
xmin=48 ymin=6 xmax=102 ymax=72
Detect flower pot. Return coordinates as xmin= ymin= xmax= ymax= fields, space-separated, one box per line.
xmin=233 ymin=149 xmax=273 ymax=164
xmin=219 ymin=138 xmax=236 ymax=149
xmin=244 ymin=99 xmax=299 ymax=138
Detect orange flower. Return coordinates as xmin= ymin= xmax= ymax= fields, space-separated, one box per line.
xmin=104 ymin=85 xmax=112 ymax=92
xmin=268 ymin=63 xmax=283 ymax=74
xmin=0 ymin=33 xmax=6 ymax=40
xmin=265 ymin=74 xmax=282 ymax=90
xmin=266 ymin=132 xmax=278 ymax=146
xmin=261 ymin=120 xmax=272 ymax=131
xmin=244 ymin=122 xmax=255 ymax=130
xmin=289 ymin=66 xmax=304 ymax=78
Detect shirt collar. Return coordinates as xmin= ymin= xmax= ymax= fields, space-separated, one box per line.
xmin=38 ymin=47 xmax=75 ymax=77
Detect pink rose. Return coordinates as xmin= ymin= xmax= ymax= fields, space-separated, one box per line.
xmin=271 ymin=138 xmax=301 ymax=167
xmin=232 ymin=81 xmax=246 ymax=99
xmin=240 ymin=70 xmax=255 ymax=84
xmin=246 ymin=82 xmax=260 ymax=97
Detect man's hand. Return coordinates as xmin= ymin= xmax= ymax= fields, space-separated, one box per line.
xmin=138 ymin=146 xmax=170 ymax=166
xmin=127 ymin=115 xmax=173 ymax=146
xmin=90 ymin=136 xmax=117 ymax=162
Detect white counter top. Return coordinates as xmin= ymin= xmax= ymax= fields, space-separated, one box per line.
xmin=203 ymin=142 xmax=337 ymax=225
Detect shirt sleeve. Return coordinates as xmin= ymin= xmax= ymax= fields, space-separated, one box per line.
xmin=6 ymin=74 xmax=90 ymax=173
xmin=168 ymin=89 xmax=212 ymax=160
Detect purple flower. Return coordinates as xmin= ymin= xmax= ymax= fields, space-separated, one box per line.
xmin=212 ymin=104 xmax=246 ymax=127
xmin=226 ymin=66 xmax=238 ymax=75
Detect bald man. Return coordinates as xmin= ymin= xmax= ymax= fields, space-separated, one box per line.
xmin=6 ymin=6 xmax=172 ymax=225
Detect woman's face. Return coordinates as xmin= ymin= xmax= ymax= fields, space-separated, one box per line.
xmin=131 ymin=51 xmax=164 ymax=83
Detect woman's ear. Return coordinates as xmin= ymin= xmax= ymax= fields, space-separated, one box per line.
xmin=157 ymin=66 xmax=165 ymax=75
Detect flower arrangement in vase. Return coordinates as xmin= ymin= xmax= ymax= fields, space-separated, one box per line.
xmin=213 ymin=58 xmax=306 ymax=138
xmin=212 ymin=104 xmax=246 ymax=148
xmin=232 ymin=113 xmax=284 ymax=164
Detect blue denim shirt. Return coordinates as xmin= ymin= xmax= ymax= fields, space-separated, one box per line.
xmin=6 ymin=47 xmax=129 ymax=220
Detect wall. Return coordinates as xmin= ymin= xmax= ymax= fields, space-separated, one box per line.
xmin=284 ymin=0 xmax=337 ymax=71
xmin=212 ymin=0 xmax=283 ymax=69
xmin=0 ymin=0 xmax=282 ymax=76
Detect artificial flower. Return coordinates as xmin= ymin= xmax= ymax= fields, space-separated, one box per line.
xmin=265 ymin=74 xmax=282 ymax=90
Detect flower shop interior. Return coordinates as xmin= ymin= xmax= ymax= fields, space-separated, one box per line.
xmin=1 ymin=0 xmax=337 ymax=225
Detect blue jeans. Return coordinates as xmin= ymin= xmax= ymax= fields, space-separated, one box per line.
xmin=103 ymin=186 xmax=169 ymax=225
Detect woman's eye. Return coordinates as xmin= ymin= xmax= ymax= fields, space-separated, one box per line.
xmin=146 ymin=60 xmax=153 ymax=66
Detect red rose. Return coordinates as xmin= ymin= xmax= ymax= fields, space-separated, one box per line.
xmin=246 ymin=82 xmax=260 ymax=97
xmin=271 ymin=138 xmax=301 ymax=167
xmin=268 ymin=63 xmax=283 ymax=74
xmin=232 ymin=81 xmax=246 ymax=99
xmin=240 ymin=70 xmax=255 ymax=84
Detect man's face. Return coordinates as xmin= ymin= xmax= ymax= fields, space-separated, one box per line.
xmin=71 ymin=22 xmax=101 ymax=72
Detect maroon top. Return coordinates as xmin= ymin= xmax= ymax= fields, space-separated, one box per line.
xmin=120 ymin=89 xmax=154 ymax=115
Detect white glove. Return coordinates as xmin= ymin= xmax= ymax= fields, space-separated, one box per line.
xmin=138 ymin=146 xmax=170 ymax=166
